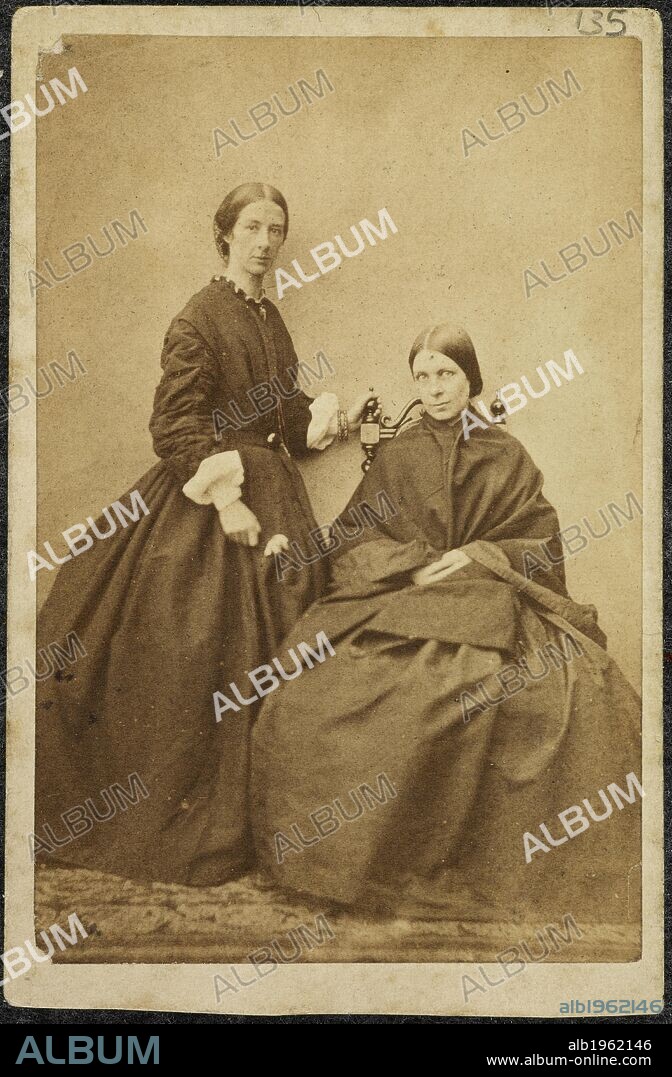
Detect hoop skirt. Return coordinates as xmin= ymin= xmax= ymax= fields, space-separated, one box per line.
xmin=251 ymin=414 xmax=642 ymax=925
xmin=34 ymin=278 xmax=329 ymax=886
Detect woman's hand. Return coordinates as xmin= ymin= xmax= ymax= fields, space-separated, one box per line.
xmin=218 ymin=500 xmax=261 ymax=547
xmin=263 ymin=534 xmax=290 ymax=557
xmin=346 ymin=392 xmax=382 ymax=432
xmin=412 ymin=549 xmax=471 ymax=586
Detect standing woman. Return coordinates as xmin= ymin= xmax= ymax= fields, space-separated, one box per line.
xmin=35 ymin=183 xmax=372 ymax=887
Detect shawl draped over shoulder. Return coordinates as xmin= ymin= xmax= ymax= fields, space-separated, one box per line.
xmin=251 ymin=412 xmax=641 ymax=927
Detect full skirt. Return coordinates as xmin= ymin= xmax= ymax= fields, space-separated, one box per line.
xmin=35 ymin=451 xmax=328 ymax=886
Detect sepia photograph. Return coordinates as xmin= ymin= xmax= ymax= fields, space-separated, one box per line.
xmin=2 ymin=3 xmax=664 ymax=1021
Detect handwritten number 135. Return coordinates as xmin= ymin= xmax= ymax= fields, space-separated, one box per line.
xmin=577 ymin=10 xmax=627 ymax=36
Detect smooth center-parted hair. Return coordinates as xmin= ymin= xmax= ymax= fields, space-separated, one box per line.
xmin=213 ymin=183 xmax=289 ymax=261
xmin=409 ymin=324 xmax=483 ymax=396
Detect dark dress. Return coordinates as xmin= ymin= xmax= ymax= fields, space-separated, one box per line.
xmin=34 ymin=276 xmax=329 ymax=886
xmin=251 ymin=413 xmax=642 ymax=925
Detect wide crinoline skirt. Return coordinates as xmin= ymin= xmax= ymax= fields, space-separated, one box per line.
xmin=251 ymin=587 xmax=642 ymax=926
xmin=35 ymin=452 xmax=328 ymax=886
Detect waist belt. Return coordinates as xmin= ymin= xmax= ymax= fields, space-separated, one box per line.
xmin=234 ymin=429 xmax=290 ymax=454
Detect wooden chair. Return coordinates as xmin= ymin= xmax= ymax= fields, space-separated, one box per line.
xmin=360 ymin=390 xmax=508 ymax=471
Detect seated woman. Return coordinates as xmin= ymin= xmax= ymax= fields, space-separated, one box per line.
xmin=250 ymin=324 xmax=641 ymax=928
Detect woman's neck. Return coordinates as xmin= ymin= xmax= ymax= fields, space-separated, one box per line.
xmin=223 ymin=263 xmax=264 ymax=301
xmin=421 ymin=409 xmax=465 ymax=435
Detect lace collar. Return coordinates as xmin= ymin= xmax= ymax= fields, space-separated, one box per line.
xmin=212 ymin=274 xmax=267 ymax=319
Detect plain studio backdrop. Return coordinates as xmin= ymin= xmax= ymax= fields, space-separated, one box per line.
xmin=33 ymin=33 xmax=643 ymax=688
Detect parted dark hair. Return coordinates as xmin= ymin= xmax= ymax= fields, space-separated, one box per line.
xmin=213 ymin=183 xmax=289 ymax=261
xmin=408 ymin=323 xmax=483 ymax=396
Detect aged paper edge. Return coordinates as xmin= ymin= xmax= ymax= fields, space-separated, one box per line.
xmin=5 ymin=5 xmax=663 ymax=1016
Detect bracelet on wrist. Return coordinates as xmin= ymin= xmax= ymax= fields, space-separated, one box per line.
xmin=337 ymin=409 xmax=349 ymax=442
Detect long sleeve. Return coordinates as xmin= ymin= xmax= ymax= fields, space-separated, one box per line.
xmin=149 ymin=313 xmax=309 ymax=518
xmin=149 ymin=317 xmax=236 ymax=485
xmin=307 ymin=393 xmax=339 ymax=450
xmin=268 ymin=324 xmax=338 ymax=455
xmin=182 ymin=452 xmax=244 ymax=510
xmin=280 ymin=387 xmax=338 ymax=456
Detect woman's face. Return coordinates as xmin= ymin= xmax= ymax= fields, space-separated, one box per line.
xmin=225 ymin=199 xmax=286 ymax=278
xmin=412 ymin=349 xmax=471 ymax=421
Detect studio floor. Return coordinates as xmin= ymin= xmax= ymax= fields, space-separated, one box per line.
xmin=36 ymin=867 xmax=640 ymax=965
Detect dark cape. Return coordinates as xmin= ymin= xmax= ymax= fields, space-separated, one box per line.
xmin=34 ymin=277 xmax=329 ymax=886
xmin=251 ymin=413 xmax=641 ymax=924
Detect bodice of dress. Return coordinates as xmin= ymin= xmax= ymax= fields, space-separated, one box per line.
xmin=149 ymin=278 xmax=319 ymax=485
